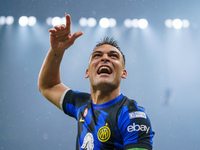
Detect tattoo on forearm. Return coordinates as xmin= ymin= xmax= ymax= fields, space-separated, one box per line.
xmin=54 ymin=53 xmax=60 ymax=57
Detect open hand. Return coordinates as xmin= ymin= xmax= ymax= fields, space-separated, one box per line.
xmin=49 ymin=14 xmax=83 ymax=53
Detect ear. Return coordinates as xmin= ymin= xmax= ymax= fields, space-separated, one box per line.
xmin=121 ymin=69 xmax=127 ymax=79
xmin=85 ymin=69 xmax=89 ymax=78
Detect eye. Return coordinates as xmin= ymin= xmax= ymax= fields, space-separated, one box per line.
xmin=93 ymin=53 xmax=101 ymax=58
xmin=110 ymin=54 xmax=118 ymax=58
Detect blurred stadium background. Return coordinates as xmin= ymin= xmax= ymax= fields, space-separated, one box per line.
xmin=0 ymin=0 xmax=200 ymax=149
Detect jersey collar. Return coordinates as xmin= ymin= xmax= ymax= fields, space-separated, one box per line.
xmin=92 ymin=93 xmax=124 ymax=109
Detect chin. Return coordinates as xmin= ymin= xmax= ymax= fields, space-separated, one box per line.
xmin=94 ymin=81 xmax=118 ymax=91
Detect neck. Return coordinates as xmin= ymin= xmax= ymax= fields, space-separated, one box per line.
xmin=90 ymin=86 xmax=121 ymax=105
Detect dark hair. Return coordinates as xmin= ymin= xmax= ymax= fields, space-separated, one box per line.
xmin=94 ymin=37 xmax=126 ymax=65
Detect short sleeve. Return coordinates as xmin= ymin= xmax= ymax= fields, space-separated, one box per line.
xmin=118 ymin=106 xmax=154 ymax=150
xmin=60 ymin=90 xmax=91 ymax=120
xmin=60 ymin=89 xmax=70 ymax=111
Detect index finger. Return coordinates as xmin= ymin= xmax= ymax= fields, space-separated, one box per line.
xmin=65 ymin=14 xmax=71 ymax=32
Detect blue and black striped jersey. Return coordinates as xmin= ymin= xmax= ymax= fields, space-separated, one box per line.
xmin=61 ymin=90 xmax=154 ymax=150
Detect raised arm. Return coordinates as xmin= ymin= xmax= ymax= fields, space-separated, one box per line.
xmin=38 ymin=14 xmax=83 ymax=109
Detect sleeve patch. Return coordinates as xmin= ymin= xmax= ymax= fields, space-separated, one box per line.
xmin=129 ymin=111 xmax=147 ymax=119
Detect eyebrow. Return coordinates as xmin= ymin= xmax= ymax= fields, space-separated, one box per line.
xmin=91 ymin=51 xmax=103 ymax=55
xmin=91 ymin=50 xmax=120 ymax=55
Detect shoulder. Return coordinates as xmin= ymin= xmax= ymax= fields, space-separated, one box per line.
xmin=118 ymin=96 xmax=149 ymax=124
xmin=65 ymin=89 xmax=90 ymax=98
xmin=61 ymin=89 xmax=91 ymax=113
xmin=120 ymin=96 xmax=145 ymax=113
xmin=64 ymin=90 xmax=91 ymax=102
xmin=117 ymin=97 xmax=154 ymax=149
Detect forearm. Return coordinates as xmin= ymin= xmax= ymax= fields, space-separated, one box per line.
xmin=38 ymin=14 xmax=82 ymax=109
xmin=38 ymin=48 xmax=65 ymax=91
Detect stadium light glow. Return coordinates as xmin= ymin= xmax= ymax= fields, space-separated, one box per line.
xmin=172 ymin=19 xmax=183 ymax=29
xmin=79 ymin=17 xmax=97 ymax=27
xmin=1 ymin=15 xmax=191 ymax=29
xmin=61 ymin=17 xmax=66 ymax=25
xmin=124 ymin=18 xmax=148 ymax=29
xmin=182 ymin=19 xmax=190 ymax=28
xmin=51 ymin=17 xmax=62 ymax=26
xmin=165 ymin=19 xmax=190 ymax=29
xmin=6 ymin=16 xmax=14 ymax=25
xmin=46 ymin=17 xmax=52 ymax=26
xmin=165 ymin=19 xmax=173 ymax=28
xmin=109 ymin=18 xmax=116 ymax=27
xmin=132 ymin=19 xmax=139 ymax=28
xmin=28 ymin=16 xmax=36 ymax=26
xmin=19 ymin=16 xmax=37 ymax=26
xmin=124 ymin=19 xmax=132 ymax=28
xmin=79 ymin=17 xmax=87 ymax=27
xmin=99 ymin=18 xmax=117 ymax=28
xmin=87 ymin=18 xmax=96 ymax=27
xmin=138 ymin=19 xmax=148 ymax=29
xmin=99 ymin=18 xmax=110 ymax=28
xmin=0 ymin=16 xmax=6 ymax=25
xmin=19 ymin=16 xmax=29 ymax=26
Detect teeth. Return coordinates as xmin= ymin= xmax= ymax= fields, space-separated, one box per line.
xmin=98 ymin=66 xmax=111 ymax=74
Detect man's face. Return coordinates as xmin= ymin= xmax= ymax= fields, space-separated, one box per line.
xmin=85 ymin=44 xmax=127 ymax=90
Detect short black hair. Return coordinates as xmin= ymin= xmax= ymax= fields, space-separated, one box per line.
xmin=93 ymin=37 xmax=125 ymax=65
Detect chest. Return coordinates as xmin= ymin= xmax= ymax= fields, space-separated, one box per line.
xmin=77 ymin=106 xmax=123 ymax=149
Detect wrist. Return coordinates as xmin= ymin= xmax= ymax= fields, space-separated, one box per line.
xmin=50 ymin=48 xmax=65 ymax=56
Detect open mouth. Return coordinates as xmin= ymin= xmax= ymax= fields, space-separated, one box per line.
xmin=97 ymin=66 xmax=112 ymax=75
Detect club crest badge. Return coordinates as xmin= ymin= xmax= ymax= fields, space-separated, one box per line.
xmin=97 ymin=123 xmax=111 ymax=142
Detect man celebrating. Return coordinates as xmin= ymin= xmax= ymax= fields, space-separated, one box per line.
xmin=38 ymin=14 xmax=154 ymax=150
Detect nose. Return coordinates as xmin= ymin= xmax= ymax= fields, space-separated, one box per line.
xmin=101 ymin=59 xmax=109 ymax=62
xmin=101 ymin=54 xmax=109 ymax=63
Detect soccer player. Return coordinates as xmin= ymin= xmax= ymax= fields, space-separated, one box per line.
xmin=38 ymin=14 xmax=154 ymax=150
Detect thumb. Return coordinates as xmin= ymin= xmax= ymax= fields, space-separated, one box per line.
xmin=71 ymin=31 xmax=83 ymax=43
